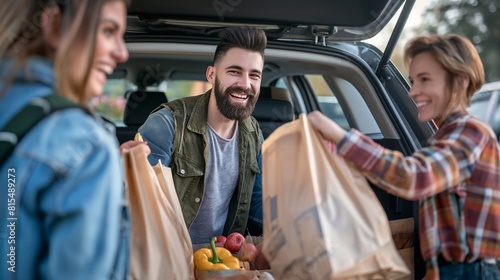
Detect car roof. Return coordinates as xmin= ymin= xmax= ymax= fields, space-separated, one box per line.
xmin=477 ymin=81 xmax=500 ymax=93
xmin=127 ymin=0 xmax=412 ymax=42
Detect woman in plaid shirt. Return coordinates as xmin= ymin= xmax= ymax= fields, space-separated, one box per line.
xmin=309 ymin=34 xmax=500 ymax=279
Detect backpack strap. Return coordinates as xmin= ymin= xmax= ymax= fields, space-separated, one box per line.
xmin=0 ymin=94 xmax=87 ymax=164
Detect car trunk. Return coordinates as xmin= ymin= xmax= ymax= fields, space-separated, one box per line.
xmin=127 ymin=0 xmax=415 ymax=80
xmin=125 ymin=0 xmax=421 ymax=278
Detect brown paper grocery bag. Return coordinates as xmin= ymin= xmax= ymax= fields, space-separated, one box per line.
xmin=122 ymin=145 xmax=194 ymax=280
xmin=262 ymin=114 xmax=409 ymax=279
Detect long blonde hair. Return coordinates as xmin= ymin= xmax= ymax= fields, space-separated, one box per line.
xmin=0 ymin=0 xmax=129 ymax=105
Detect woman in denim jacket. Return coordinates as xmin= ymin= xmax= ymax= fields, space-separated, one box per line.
xmin=0 ymin=0 xmax=134 ymax=279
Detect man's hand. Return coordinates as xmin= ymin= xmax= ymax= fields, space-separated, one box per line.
xmin=119 ymin=140 xmax=151 ymax=155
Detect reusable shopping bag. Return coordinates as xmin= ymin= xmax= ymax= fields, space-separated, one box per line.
xmin=122 ymin=142 xmax=194 ymax=280
xmin=261 ymin=114 xmax=409 ymax=279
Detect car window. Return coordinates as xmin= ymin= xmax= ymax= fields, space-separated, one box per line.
xmin=493 ymin=105 xmax=500 ymax=134
xmin=151 ymin=80 xmax=211 ymax=101
xmin=96 ymin=79 xmax=211 ymax=124
xmin=489 ymin=97 xmax=500 ymax=134
xmin=93 ymin=78 xmax=136 ymax=124
xmin=469 ymin=90 xmax=500 ymax=137
xmin=468 ymin=99 xmax=490 ymax=121
xmin=275 ymin=74 xmax=382 ymax=136
xmin=305 ymin=75 xmax=350 ymax=130
xmin=469 ymin=92 xmax=491 ymax=121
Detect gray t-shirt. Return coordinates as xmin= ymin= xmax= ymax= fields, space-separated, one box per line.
xmin=188 ymin=123 xmax=240 ymax=244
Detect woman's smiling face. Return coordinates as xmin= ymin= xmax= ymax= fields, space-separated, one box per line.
xmin=87 ymin=0 xmax=129 ymax=97
xmin=408 ymin=51 xmax=451 ymax=124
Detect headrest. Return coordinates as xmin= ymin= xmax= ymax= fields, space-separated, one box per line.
xmin=123 ymin=91 xmax=168 ymax=126
xmin=259 ymin=86 xmax=291 ymax=102
xmin=253 ymin=87 xmax=294 ymax=122
xmin=252 ymin=99 xmax=294 ymax=122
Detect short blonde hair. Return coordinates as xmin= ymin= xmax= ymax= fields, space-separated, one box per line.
xmin=404 ymin=34 xmax=484 ymax=117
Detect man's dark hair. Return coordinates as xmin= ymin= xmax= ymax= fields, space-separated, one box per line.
xmin=212 ymin=26 xmax=267 ymax=65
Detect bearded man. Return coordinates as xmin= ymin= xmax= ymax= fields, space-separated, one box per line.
xmin=138 ymin=26 xmax=267 ymax=244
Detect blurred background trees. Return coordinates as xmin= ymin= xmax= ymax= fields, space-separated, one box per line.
xmin=416 ymin=0 xmax=500 ymax=82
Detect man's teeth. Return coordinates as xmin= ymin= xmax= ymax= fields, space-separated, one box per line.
xmin=416 ymin=102 xmax=429 ymax=108
xmin=231 ymin=93 xmax=248 ymax=99
xmin=98 ymin=64 xmax=113 ymax=75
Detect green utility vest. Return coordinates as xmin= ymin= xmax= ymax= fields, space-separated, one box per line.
xmin=159 ymin=91 xmax=262 ymax=235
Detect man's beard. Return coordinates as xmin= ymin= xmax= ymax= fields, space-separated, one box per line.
xmin=214 ymin=78 xmax=258 ymax=121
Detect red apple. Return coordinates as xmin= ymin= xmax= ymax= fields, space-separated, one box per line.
xmin=239 ymin=242 xmax=259 ymax=262
xmin=215 ymin=235 xmax=226 ymax=247
xmin=225 ymin=232 xmax=245 ymax=253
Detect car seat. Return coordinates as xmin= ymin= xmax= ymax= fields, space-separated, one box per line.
xmin=116 ymin=90 xmax=168 ymax=144
xmin=252 ymin=87 xmax=295 ymax=139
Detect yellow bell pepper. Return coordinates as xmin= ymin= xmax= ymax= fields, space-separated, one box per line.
xmin=134 ymin=133 xmax=144 ymax=142
xmin=194 ymin=237 xmax=241 ymax=270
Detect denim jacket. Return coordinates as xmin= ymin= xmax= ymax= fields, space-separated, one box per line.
xmin=138 ymin=91 xmax=263 ymax=235
xmin=0 ymin=57 xmax=128 ymax=280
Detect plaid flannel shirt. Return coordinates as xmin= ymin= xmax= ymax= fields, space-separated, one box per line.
xmin=337 ymin=112 xmax=500 ymax=279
